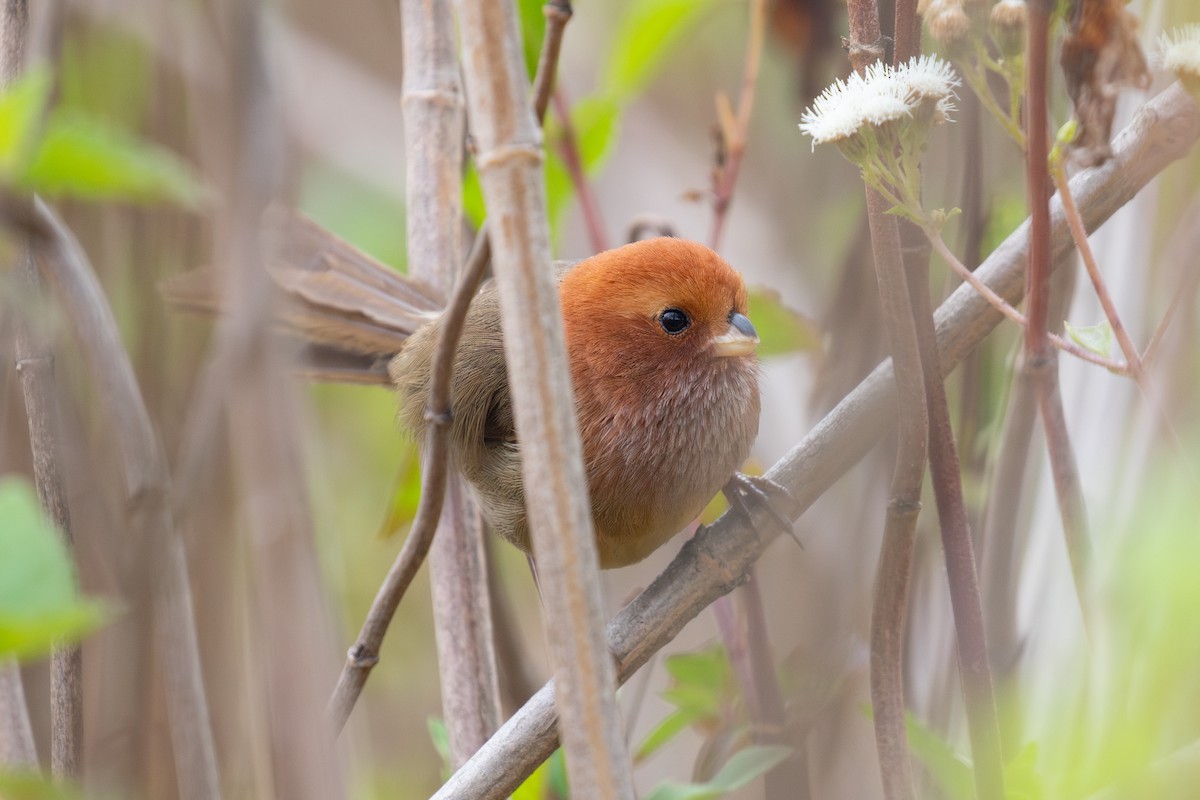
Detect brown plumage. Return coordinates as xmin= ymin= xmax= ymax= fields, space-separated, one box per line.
xmin=165 ymin=218 xmax=761 ymax=568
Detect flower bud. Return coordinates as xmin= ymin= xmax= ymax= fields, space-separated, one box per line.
xmin=990 ymin=0 xmax=1027 ymax=59
xmin=925 ymin=0 xmax=972 ymax=48
xmin=1159 ymin=25 xmax=1200 ymax=97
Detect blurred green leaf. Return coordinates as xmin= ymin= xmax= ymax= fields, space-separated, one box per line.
xmin=573 ymin=95 xmax=621 ymax=173
xmin=0 ymin=67 xmax=51 ymax=177
xmin=665 ymin=646 xmax=731 ymax=694
xmin=376 ymin=448 xmax=423 ymax=539
xmin=511 ymin=759 xmax=546 ymax=800
xmin=1063 ymin=320 xmax=1113 ymax=359
xmin=427 ymin=716 xmax=452 ymax=781
xmin=516 ymin=0 xmax=547 ymax=81
xmin=904 ymin=712 xmax=974 ymax=800
xmin=547 ymin=748 xmax=569 ymax=798
xmin=20 ymin=110 xmax=200 ymax=204
xmin=462 ymin=165 xmax=486 ymax=228
xmin=0 ymin=772 xmax=82 ymax=800
xmin=0 ymin=477 xmax=106 ymax=660
xmin=636 ymin=708 xmax=697 ymax=762
xmin=642 ymin=744 xmax=792 ymax=800
xmin=747 ymin=288 xmax=820 ymax=357
xmin=604 ymin=0 xmax=716 ymax=101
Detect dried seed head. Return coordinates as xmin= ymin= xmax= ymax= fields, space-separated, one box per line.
xmin=990 ymin=0 xmax=1027 ymax=58
xmin=925 ymin=0 xmax=972 ymax=47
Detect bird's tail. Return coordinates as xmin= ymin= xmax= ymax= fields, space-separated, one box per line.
xmin=162 ymin=211 xmax=444 ymax=384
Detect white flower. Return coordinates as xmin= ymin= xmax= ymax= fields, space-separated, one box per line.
xmin=1158 ymin=24 xmax=1200 ymax=83
xmin=799 ymin=78 xmax=864 ymax=147
xmin=896 ymin=55 xmax=960 ymax=102
xmin=798 ymin=63 xmax=914 ymax=148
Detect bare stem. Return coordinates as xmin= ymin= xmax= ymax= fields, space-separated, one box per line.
xmin=551 ymin=89 xmax=609 ymax=253
xmin=709 ymin=0 xmax=766 ymax=251
xmin=0 ymin=661 xmax=37 ymax=767
xmin=1050 ymin=163 xmax=1142 ymax=372
xmin=846 ymin=2 xmax=928 ymax=794
xmin=1025 ymin=0 xmax=1092 ymax=609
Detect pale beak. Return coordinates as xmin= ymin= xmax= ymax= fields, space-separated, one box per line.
xmin=711 ymin=313 xmax=759 ymax=357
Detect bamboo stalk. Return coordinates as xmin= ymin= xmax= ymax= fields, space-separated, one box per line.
xmin=452 ymin=0 xmax=634 ymax=796
xmin=399 ymin=0 xmax=501 ymax=766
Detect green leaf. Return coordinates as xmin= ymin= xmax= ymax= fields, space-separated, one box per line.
xmin=0 ymin=478 xmax=106 ymax=660
xmin=0 ymin=67 xmax=52 ymax=177
xmin=664 ymin=645 xmax=730 ymax=693
xmin=604 ymin=0 xmax=716 ymax=101
xmin=903 ymin=712 xmax=975 ymax=800
xmin=427 ymin=716 xmax=452 ymax=780
xmin=462 ymin=164 xmax=486 ymax=228
xmin=547 ymin=748 xmax=569 ymax=798
xmin=376 ymin=449 xmax=423 ymax=539
xmin=19 ymin=110 xmax=200 ymax=204
xmin=1063 ymin=320 xmax=1113 ymax=358
xmin=747 ymin=288 xmax=820 ymax=358
xmin=0 ymin=772 xmax=83 ymax=800
xmin=636 ymin=708 xmax=698 ymax=762
xmin=511 ymin=760 xmax=546 ymax=800
xmin=573 ymin=95 xmax=622 ymax=173
xmin=642 ymin=744 xmax=793 ymax=800
xmin=516 ymin=0 xmax=547 ymax=81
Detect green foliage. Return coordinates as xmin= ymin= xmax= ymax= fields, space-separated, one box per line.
xmin=746 ymin=288 xmax=819 ymax=358
xmin=642 ymin=745 xmax=792 ymax=800
xmin=1063 ymin=320 xmax=1113 ymax=359
xmin=0 ymin=772 xmax=83 ymax=800
xmin=375 ymin=448 xmax=424 ymax=539
xmin=427 ymin=717 xmax=453 ymax=781
xmin=0 ymin=66 xmax=199 ymax=204
xmin=603 ymin=0 xmax=716 ymax=103
xmin=0 ymin=477 xmax=106 ymax=660
xmin=513 ymin=748 xmax=568 ymax=800
xmin=636 ymin=645 xmax=734 ymax=762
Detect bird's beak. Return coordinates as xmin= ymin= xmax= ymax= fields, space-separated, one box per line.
xmin=711 ymin=313 xmax=759 ymax=357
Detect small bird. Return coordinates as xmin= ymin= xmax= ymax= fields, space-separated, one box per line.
xmin=165 ymin=215 xmax=765 ymax=568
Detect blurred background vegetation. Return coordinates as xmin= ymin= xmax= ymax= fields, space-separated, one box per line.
xmin=1 ymin=0 xmax=1200 ymax=797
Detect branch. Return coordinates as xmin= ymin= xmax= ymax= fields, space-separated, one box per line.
xmin=454 ymin=0 xmax=633 ymax=796
xmin=708 ymin=0 xmax=766 ymax=251
xmin=429 ymin=84 xmax=1200 ymax=800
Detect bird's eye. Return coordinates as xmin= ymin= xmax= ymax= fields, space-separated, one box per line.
xmin=658 ymin=308 xmax=691 ymax=335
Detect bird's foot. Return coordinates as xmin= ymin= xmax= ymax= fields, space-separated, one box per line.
xmin=722 ymin=473 xmax=804 ymax=549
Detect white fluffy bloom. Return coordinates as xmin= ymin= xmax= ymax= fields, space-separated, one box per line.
xmin=1158 ymin=25 xmax=1200 ymax=83
xmin=896 ymin=55 xmax=960 ymax=102
xmin=799 ymin=56 xmax=960 ymax=150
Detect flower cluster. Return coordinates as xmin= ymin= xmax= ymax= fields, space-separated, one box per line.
xmin=1158 ymin=25 xmax=1200 ymax=95
xmin=799 ymin=56 xmax=960 ymax=215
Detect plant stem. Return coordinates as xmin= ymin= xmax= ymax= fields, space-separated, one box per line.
xmin=1025 ymin=0 xmax=1092 ymax=611
xmin=552 ymin=89 xmax=609 ymax=253
xmin=709 ymin=0 xmax=766 ymax=251
xmin=1050 ymin=162 xmax=1141 ymax=373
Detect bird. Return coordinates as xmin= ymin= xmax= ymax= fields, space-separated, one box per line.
xmin=164 ymin=213 xmax=770 ymax=568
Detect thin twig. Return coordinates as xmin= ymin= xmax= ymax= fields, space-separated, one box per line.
xmin=1025 ymin=0 xmax=1092 ymax=608
xmin=708 ymin=0 xmax=766 ymax=251
xmin=327 ymin=0 xmax=572 ymax=733
xmin=1050 ymin=163 xmax=1141 ymax=373
xmin=329 ymin=231 xmax=490 ymax=733
xmin=551 ymin=89 xmax=609 ymax=253
xmin=428 ymin=86 xmax=1200 ymax=799
xmin=3 ymin=0 xmax=81 ymax=778
xmin=845 ymin=1 xmax=927 ymax=796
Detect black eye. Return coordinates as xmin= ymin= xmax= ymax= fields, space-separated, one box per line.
xmin=658 ymin=308 xmax=690 ymax=335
